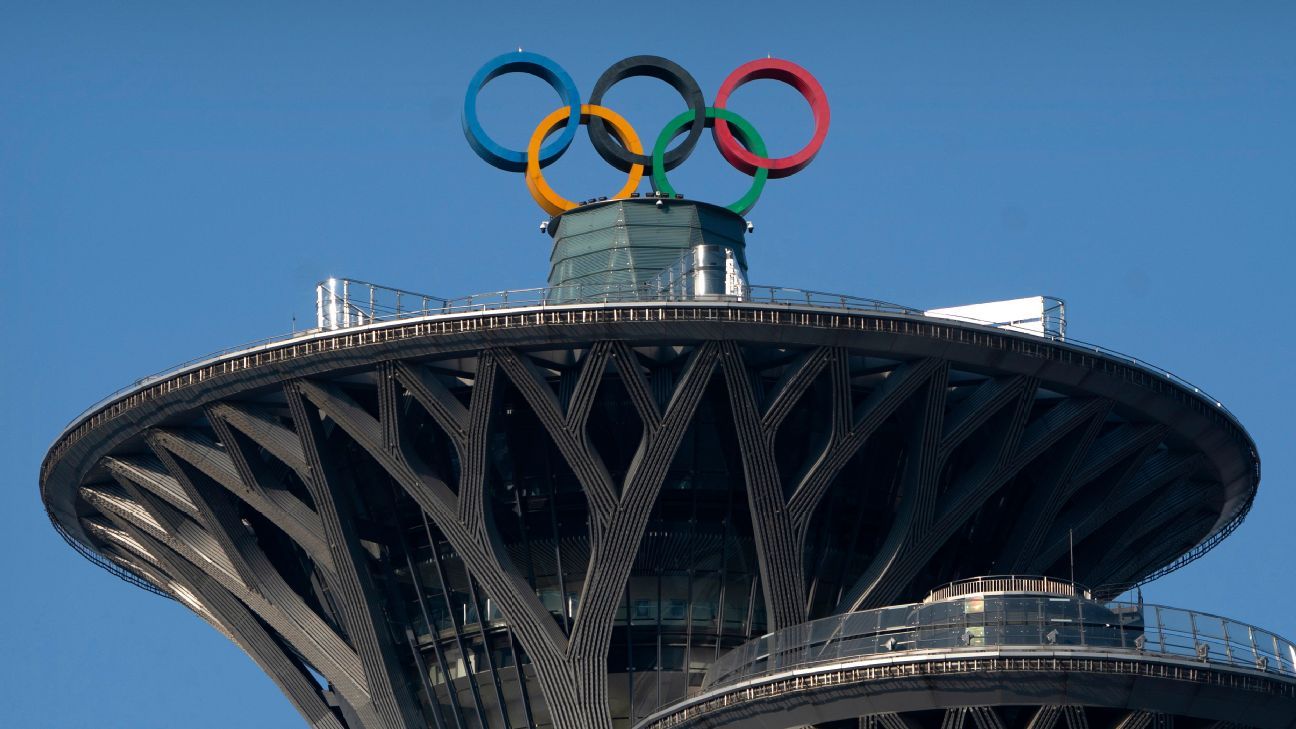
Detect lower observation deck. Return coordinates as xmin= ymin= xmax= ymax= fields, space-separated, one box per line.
xmin=40 ymin=283 xmax=1261 ymax=728
xmin=637 ymin=581 xmax=1296 ymax=729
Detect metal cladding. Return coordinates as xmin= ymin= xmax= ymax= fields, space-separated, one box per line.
xmin=462 ymin=53 xmax=828 ymax=216
xmin=40 ymin=299 xmax=1265 ymax=728
xmin=545 ymin=198 xmax=748 ymax=296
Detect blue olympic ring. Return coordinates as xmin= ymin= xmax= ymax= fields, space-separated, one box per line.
xmin=462 ymin=52 xmax=581 ymax=173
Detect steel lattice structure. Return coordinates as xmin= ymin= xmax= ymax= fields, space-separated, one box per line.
xmin=40 ymin=299 xmax=1270 ymax=729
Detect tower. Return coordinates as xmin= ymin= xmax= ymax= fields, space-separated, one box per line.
xmin=40 ymin=52 xmax=1292 ymax=729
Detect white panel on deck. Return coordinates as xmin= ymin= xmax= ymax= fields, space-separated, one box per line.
xmin=925 ymin=296 xmax=1066 ymax=339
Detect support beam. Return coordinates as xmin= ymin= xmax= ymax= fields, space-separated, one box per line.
xmin=999 ymin=404 xmax=1111 ymax=572
xmin=836 ymin=362 xmax=949 ymax=611
xmin=81 ymin=474 xmax=377 ymax=721
xmin=864 ymin=713 xmax=923 ymax=729
xmin=114 ymin=515 xmax=349 ymax=729
xmin=495 ymin=345 xmax=618 ymax=518
xmin=102 ymin=455 xmax=198 ymax=518
xmin=1025 ymin=706 xmax=1061 ymax=729
xmin=1062 ymin=706 xmax=1089 ymax=729
xmin=721 ymin=346 xmax=945 ymax=628
xmin=1114 ymin=711 xmax=1155 ymax=729
xmin=843 ymin=388 xmax=1123 ymax=610
xmin=969 ymin=706 xmax=1006 ymax=729
xmin=293 ymin=364 xmax=588 ymax=726
xmin=286 ymin=378 xmax=431 ymax=729
xmin=203 ymin=411 xmax=337 ymax=573
xmin=1030 ymin=450 xmax=1203 ymax=575
xmin=298 ymin=344 xmax=720 ymax=729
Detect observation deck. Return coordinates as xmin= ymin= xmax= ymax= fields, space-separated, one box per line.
xmin=45 ymin=278 xmax=1256 ymax=587
xmin=40 ymin=274 xmax=1261 ymax=728
xmin=637 ymin=578 xmax=1296 ymax=728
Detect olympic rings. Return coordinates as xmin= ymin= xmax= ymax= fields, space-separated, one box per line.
xmin=526 ymin=105 xmax=644 ymax=216
xmin=652 ymin=108 xmax=767 ymax=217
xmin=713 ymin=58 xmax=830 ymax=179
xmin=463 ymin=52 xmax=829 ymax=217
xmin=463 ymin=52 xmax=580 ymax=173
xmin=587 ymin=55 xmax=706 ymax=174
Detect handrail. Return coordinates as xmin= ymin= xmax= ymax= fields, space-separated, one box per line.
xmin=315 ymin=277 xmax=449 ymax=329
xmin=701 ymin=593 xmax=1296 ymax=692
xmin=924 ymin=575 xmax=1091 ymax=602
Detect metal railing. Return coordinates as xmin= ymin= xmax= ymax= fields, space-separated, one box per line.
xmin=923 ymin=575 xmax=1091 ymax=602
xmin=315 ymin=277 xmax=448 ymax=330
xmin=702 ymin=593 xmax=1296 ymax=691
xmin=315 ymin=277 xmax=922 ymax=324
xmin=644 ymin=245 xmax=749 ymax=299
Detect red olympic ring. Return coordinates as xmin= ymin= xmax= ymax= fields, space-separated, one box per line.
xmin=712 ymin=58 xmax=830 ymax=180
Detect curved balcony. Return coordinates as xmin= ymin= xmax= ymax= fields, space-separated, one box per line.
xmin=920 ymin=574 xmax=1092 ymax=602
xmin=703 ymin=589 xmax=1296 ymax=690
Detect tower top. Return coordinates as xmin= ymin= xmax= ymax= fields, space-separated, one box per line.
xmin=545 ymin=197 xmax=748 ymax=301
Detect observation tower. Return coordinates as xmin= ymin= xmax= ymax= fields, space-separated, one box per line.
xmin=40 ymin=53 xmax=1292 ymax=729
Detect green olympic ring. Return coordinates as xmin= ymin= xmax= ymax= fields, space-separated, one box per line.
xmin=651 ymin=107 xmax=768 ymax=217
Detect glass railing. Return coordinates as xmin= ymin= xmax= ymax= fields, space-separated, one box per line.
xmin=703 ymin=593 xmax=1296 ymax=690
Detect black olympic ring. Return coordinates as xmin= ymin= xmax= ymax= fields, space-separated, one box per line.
xmin=586 ymin=55 xmax=707 ymax=174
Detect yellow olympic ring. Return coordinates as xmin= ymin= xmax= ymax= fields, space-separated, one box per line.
xmin=526 ymin=104 xmax=644 ymax=216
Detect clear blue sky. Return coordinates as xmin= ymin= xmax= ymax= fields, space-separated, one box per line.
xmin=2 ymin=2 xmax=1293 ymax=727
